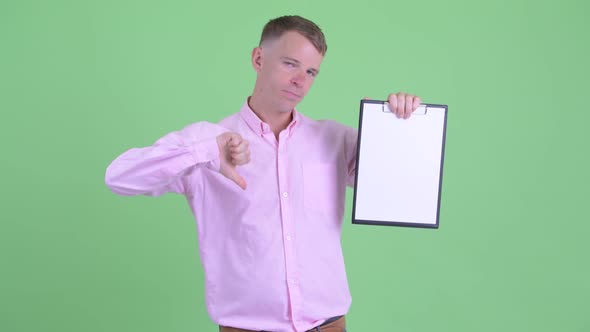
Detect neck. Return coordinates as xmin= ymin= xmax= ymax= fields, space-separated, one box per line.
xmin=248 ymin=95 xmax=293 ymax=138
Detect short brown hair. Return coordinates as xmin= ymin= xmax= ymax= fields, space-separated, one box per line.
xmin=259 ymin=15 xmax=327 ymax=55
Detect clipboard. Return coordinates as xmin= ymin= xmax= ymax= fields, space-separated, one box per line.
xmin=352 ymin=99 xmax=448 ymax=228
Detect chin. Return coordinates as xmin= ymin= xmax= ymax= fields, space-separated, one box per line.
xmin=276 ymin=101 xmax=298 ymax=113
xmin=278 ymin=107 xmax=294 ymax=113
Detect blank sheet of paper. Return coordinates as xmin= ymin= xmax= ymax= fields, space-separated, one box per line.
xmin=352 ymin=100 xmax=448 ymax=228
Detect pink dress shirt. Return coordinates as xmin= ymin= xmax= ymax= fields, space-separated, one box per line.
xmin=105 ymin=100 xmax=358 ymax=332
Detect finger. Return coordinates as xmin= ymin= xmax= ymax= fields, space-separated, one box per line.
xmin=228 ymin=134 xmax=242 ymax=149
xmin=232 ymin=150 xmax=251 ymax=166
xmin=413 ymin=96 xmax=422 ymax=112
xmin=231 ymin=147 xmax=250 ymax=165
xmin=231 ymin=139 xmax=249 ymax=154
xmin=387 ymin=94 xmax=398 ymax=116
xmin=226 ymin=167 xmax=247 ymax=190
xmin=397 ymin=93 xmax=406 ymax=118
xmin=405 ymin=94 xmax=414 ymax=119
xmin=230 ymin=151 xmax=248 ymax=164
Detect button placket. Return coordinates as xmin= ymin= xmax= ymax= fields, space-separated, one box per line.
xmin=277 ymin=136 xmax=303 ymax=323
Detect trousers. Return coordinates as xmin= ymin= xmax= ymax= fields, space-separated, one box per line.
xmin=219 ymin=315 xmax=346 ymax=332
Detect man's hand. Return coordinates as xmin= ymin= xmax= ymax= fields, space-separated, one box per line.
xmin=216 ymin=132 xmax=251 ymax=190
xmin=387 ymin=92 xmax=422 ymax=119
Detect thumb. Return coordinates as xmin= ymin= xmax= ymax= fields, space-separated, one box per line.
xmin=225 ymin=166 xmax=247 ymax=190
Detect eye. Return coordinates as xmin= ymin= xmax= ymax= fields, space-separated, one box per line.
xmin=284 ymin=61 xmax=296 ymax=67
xmin=307 ymin=70 xmax=317 ymax=78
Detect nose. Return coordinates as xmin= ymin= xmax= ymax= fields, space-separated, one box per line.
xmin=290 ymin=70 xmax=306 ymax=87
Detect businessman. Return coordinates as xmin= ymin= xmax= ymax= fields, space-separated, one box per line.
xmin=106 ymin=15 xmax=421 ymax=332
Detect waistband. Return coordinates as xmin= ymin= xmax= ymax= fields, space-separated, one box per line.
xmin=319 ymin=315 xmax=343 ymax=327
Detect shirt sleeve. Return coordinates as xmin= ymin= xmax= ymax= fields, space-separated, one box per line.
xmin=344 ymin=125 xmax=358 ymax=188
xmin=105 ymin=121 xmax=227 ymax=196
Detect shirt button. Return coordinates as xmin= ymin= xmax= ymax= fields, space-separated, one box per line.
xmin=282 ymin=192 xmax=288 ymax=197
xmin=286 ymin=235 xmax=292 ymax=241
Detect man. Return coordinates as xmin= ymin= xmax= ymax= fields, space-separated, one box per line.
xmin=105 ymin=15 xmax=421 ymax=332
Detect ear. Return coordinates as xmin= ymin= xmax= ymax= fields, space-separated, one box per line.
xmin=251 ymin=47 xmax=263 ymax=72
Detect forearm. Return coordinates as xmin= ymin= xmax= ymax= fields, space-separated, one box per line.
xmin=105 ymin=122 xmax=225 ymax=196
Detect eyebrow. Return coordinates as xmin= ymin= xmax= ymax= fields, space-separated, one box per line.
xmin=280 ymin=56 xmax=320 ymax=75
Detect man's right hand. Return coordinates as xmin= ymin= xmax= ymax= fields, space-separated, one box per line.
xmin=216 ymin=132 xmax=251 ymax=190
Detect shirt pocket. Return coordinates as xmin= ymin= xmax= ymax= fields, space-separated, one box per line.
xmin=302 ymin=162 xmax=343 ymax=218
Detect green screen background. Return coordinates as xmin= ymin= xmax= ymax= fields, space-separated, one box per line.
xmin=2 ymin=0 xmax=589 ymax=331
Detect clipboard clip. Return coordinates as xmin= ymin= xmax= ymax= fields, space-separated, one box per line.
xmin=382 ymin=103 xmax=428 ymax=115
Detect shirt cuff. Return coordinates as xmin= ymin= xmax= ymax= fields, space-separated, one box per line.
xmin=190 ymin=138 xmax=220 ymax=171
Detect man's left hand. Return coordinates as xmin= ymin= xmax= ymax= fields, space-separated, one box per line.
xmin=386 ymin=92 xmax=422 ymax=119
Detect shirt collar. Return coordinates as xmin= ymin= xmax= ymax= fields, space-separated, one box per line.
xmin=239 ymin=99 xmax=300 ymax=137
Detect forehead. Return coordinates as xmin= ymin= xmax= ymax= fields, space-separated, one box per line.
xmin=267 ymin=31 xmax=323 ymax=65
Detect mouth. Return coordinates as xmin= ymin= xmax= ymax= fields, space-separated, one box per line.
xmin=282 ymin=90 xmax=301 ymax=99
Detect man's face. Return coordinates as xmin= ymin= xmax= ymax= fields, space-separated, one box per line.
xmin=252 ymin=31 xmax=324 ymax=113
